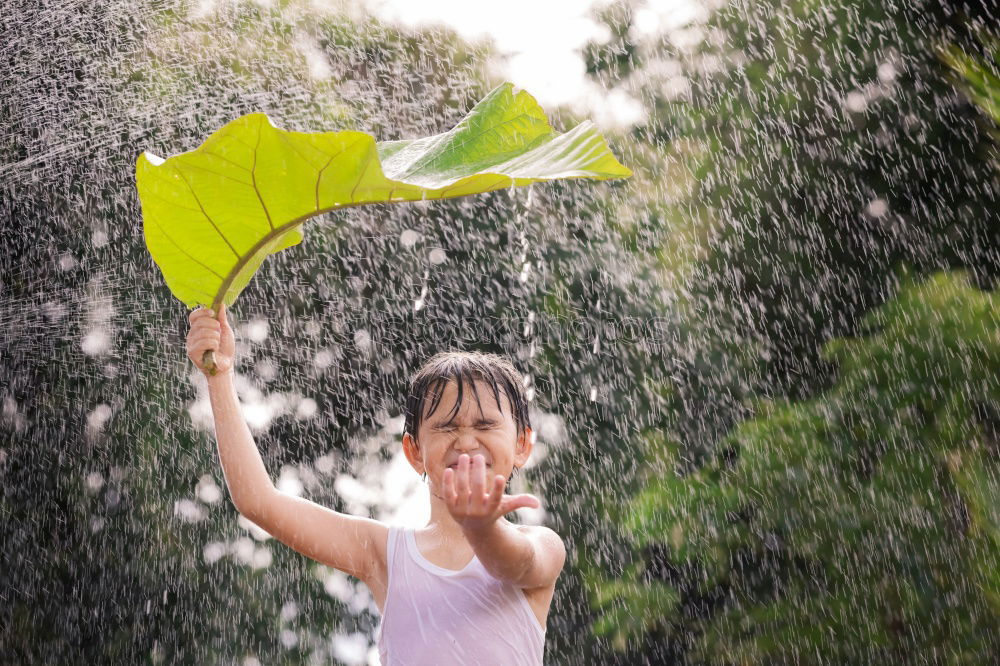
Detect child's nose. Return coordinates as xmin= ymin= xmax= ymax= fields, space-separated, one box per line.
xmin=454 ymin=430 xmax=479 ymax=450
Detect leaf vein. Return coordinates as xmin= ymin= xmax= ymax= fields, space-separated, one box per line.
xmin=182 ymin=160 xmax=255 ymax=188
xmin=251 ymin=118 xmax=275 ymax=231
xmin=170 ymin=164 xmax=242 ymax=260
xmin=350 ymin=146 xmax=377 ymax=204
xmin=316 ymin=136 xmax=367 ymax=211
xmin=147 ymin=212 xmax=226 ymax=281
xmin=201 ymin=147 xmax=253 ymax=173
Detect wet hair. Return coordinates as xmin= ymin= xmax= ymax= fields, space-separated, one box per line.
xmin=404 ymin=351 xmax=531 ymax=441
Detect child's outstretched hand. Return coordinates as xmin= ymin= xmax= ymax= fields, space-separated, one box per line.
xmin=444 ymin=454 xmax=541 ymax=533
xmin=186 ymin=304 xmax=235 ymax=378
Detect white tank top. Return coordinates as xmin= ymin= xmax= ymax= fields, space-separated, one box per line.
xmin=376 ymin=525 xmax=547 ymax=665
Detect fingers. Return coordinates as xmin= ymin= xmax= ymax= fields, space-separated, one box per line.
xmin=444 ymin=455 xmax=516 ymax=531
xmin=186 ymin=304 xmax=238 ymax=377
xmin=484 ymin=474 xmax=505 ymax=513
xmin=189 ymin=331 xmax=220 ymax=351
xmin=189 ymin=341 xmax=219 ymax=365
xmin=443 ymin=467 xmax=457 ymax=504
xmin=500 ymin=493 xmax=541 ymax=514
xmin=469 ymin=455 xmax=486 ymax=504
xmin=187 ymin=309 xmax=220 ymax=357
xmin=188 ymin=321 xmax=220 ymax=341
xmin=489 ymin=474 xmax=505 ymax=506
xmin=447 ymin=454 xmax=496 ymax=506
xmin=456 ymin=454 xmax=471 ymax=507
xmin=188 ymin=306 xmax=214 ymax=324
xmin=189 ymin=304 xmax=227 ymax=325
xmin=189 ymin=309 xmax=220 ymax=334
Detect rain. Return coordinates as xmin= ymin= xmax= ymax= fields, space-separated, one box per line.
xmin=2 ymin=0 xmax=998 ymax=664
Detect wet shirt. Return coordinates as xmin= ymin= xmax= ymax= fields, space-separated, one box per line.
xmin=376 ymin=525 xmax=546 ymax=666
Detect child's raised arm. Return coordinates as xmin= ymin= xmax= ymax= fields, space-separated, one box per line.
xmin=186 ymin=306 xmax=387 ymax=583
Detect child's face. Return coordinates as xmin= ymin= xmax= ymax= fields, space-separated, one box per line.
xmin=403 ymin=378 xmax=532 ymax=490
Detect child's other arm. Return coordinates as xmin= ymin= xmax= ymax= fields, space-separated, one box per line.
xmin=446 ymin=454 xmax=566 ymax=589
xmin=188 ymin=306 xmax=386 ymax=583
xmin=465 ymin=521 xmax=566 ymax=590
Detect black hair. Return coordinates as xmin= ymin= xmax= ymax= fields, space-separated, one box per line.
xmin=403 ymin=351 xmax=531 ymax=441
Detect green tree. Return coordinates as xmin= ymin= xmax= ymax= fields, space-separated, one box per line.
xmin=590 ymin=269 xmax=1000 ymax=662
xmin=582 ymin=1 xmax=1000 ymax=659
xmin=584 ymin=0 xmax=1000 ymax=455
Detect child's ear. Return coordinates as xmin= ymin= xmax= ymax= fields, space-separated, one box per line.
xmin=515 ymin=427 xmax=533 ymax=466
xmin=402 ymin=432 xmax=424 ymax=475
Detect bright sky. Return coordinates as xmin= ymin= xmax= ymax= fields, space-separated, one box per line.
xmin=364 ymin=0 xmax=610 ymax=104
xmin=362 ymin=0 xmax=708 ymax=129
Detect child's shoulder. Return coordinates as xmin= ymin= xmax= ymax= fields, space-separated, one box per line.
xmin=513 ymin=523 xmax=566 ymax=559
xmin=512 ymin=522 xmax=567 ymax=593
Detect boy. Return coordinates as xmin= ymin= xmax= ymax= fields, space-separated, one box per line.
xmin=186 ymin=304 xmax=565 ymax=665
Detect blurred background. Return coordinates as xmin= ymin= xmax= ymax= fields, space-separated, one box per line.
xmin=2 ymin=0 xmax=998 ymax=663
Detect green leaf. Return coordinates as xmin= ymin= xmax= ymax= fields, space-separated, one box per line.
xmin=136 ymin=82 xmax=632 ymax=308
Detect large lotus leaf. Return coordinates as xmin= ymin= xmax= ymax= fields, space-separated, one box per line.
xmin=136 ymin=82 xmax=632 ymax=309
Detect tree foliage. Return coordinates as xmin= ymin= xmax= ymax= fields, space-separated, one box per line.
xmin=585 ymin=1 xmax=1000 ymax=660
xmin=591 ymin=270 xmax=1000 ymax=662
